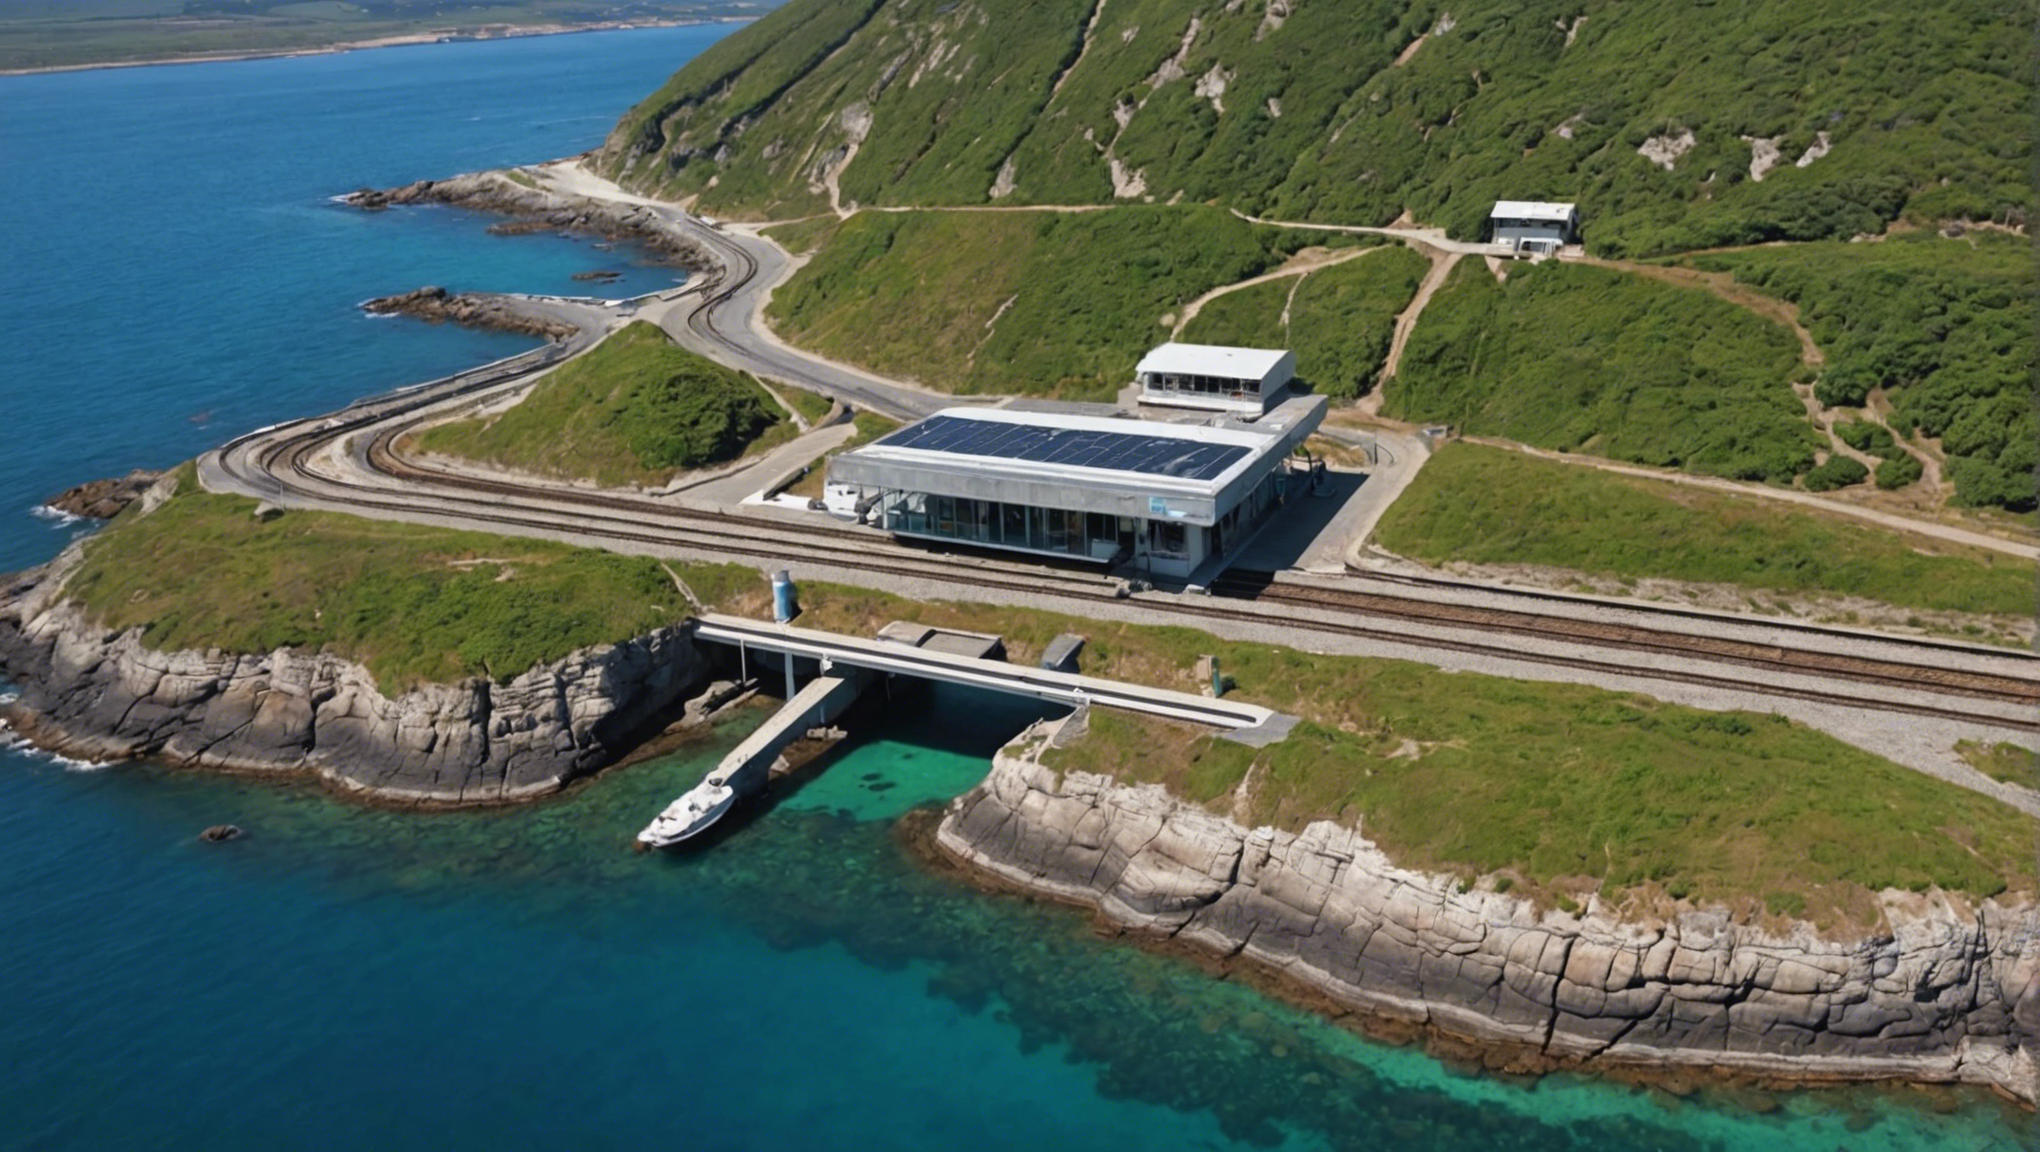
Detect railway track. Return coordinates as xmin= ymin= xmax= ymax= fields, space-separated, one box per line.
xmin=202 ymin=219 xmax=2040 ymax=739
xmin=1210 ymin=573 xmax=2040 ymax=707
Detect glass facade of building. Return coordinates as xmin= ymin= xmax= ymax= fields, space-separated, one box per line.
xmin=878 ymin=491 xmax=1137 ymax=562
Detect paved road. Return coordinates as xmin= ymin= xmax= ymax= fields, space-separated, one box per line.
xmin=531 ymin=162 xmax=956 ymax=423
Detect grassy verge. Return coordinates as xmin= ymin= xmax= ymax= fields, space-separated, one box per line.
xmin=1957 ymin=741 xmax=2036 ymax=788
xmin=413 ymin=322 xmax=789 ymax=488
xmin=1375 ymin=443 xmax=2037 ymax=619
xmin=1391 ymin=261 xmax=1814 ymax=483
xmin=789 ymin=580 xmax=2034 ymax=926
xmin=62 ymin=466 xmax=760 ymax=693
xmin=1184 ymin=245 xmax=1429 ymax=400
xmin=766 ymin=206 xmax=1304 ymax=399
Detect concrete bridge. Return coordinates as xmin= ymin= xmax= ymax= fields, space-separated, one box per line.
xmin=690 ymin=614 xmax=1295 ymax=742
xmin=638 ymin=614 xmax=1296 ymax=847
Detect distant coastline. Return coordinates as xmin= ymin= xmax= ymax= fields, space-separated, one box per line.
xmin=0 ymin=17 xmax=752 ymax=79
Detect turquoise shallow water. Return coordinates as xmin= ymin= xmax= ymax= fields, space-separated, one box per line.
xmin=0 ymin=27 xmax=2028 ymax=1152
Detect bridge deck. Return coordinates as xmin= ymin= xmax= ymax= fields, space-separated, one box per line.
xmin=692 ymin=614 xmax=1293 ymax=742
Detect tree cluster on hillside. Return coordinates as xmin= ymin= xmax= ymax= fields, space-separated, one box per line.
xmin=1694 ymin=233 xmax=2036 ymax=510
xmin=598 ymin=0 xmax=2027 ymax=253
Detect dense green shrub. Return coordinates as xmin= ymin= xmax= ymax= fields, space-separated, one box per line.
xmin=1696 ymin=233 xmax=2036 ymax=510
xmin=1876 ymin=453 xmax=1925 ymax=490
xmin=1389 ymin=261 xmax=1813 ymax=481
xmin=622 ymin=372 xmax=776 ymax=471
xmin=1802 ymin=456 xmax=1869 ymax=492
xmin=1832 ymin=420 xmax=1895 ymax=457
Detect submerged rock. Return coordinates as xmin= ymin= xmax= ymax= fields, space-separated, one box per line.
xmin=198 ymin=824 xmax=242 ymax=843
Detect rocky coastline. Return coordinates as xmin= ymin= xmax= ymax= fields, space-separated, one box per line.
xmin=0 ymin=549 xmax=710 ymax=805
xmin=43 ymin=469 xmax=164 ymax=520
xmin=342 ymin=169 xmax=722 ymax=271
xmin=362 ymin=286 xmax=581 ymax=341
xmin=937 ymin=712 xmax=2040 ymax=1105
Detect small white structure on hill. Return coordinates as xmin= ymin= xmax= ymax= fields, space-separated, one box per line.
xmin=1488 ymin=200 xmax=1579 ymax=255
xmin=1135 ymin=342 xmax=1296 ymax=417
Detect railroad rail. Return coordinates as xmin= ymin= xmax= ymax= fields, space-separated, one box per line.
xmin=200 ymin=220 xmax=2040 ymax=741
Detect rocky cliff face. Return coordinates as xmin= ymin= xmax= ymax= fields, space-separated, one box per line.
xmin=939 ymin=713 xmax=2040 ymax=1103
xmin=343 ymin=170 xmax=722 ymax=272
xmin=0 ymin=557 xmax=709 ymax=804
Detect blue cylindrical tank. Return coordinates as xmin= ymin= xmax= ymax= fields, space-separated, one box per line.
xmin=771 ymin=570 xmax=797 ymax=623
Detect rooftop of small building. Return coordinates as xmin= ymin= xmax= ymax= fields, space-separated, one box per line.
xmin=832 ymin=395 xmax=1325 ymax=495
xmin=1489 ymin=199 xmax=1578 ymax=221
xmin=1135 ymin=342 xmax=1293 ymax=381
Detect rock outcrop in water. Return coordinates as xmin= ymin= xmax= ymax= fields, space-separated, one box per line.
xmin=362 ymin=286 xmax=580 ymax=340
xmin=0 ymin=552 xmax=710 ymax=805
xmin=44 ymin=469 xmax=164 ymax=520
xmin=343 ymin=169 xmax=721 ymax=271
xmin=939 ymin=712 xmax=2040 ymax=1104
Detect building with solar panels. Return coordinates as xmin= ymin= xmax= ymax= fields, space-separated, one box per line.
xmin=1134 ymin=342 xmax=1297 ymax=416
xmin=824 ymin=396 xmax=1325 ymax=580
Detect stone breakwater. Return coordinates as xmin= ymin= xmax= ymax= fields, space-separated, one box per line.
xmin=937 ymin=713 xmax=2040 ymax=1104
xmin=0 ymin=554 xmax=708 ymax=805
xmin=342 ymin=169 xmax=722 ymax=272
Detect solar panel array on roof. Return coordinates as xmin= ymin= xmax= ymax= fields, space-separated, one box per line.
xmin=875 ymin=415 xmax=1250 ymax=482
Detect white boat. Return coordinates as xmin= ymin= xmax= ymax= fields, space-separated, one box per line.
xmin=636 ymin=778 xmax=737 ymax=847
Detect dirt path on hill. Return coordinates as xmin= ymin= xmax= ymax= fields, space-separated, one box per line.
xmin=1167 ymin=246 xmax=1380 ymax=338
xmin=1367 ymin=249 xmax=1463 ymax=415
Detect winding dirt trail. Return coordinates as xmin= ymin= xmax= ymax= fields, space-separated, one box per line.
xmin=1367 ymin=249 xmax=1463 ymax=415
xmin=1168 ymin=245 xmax=1380 ymax=338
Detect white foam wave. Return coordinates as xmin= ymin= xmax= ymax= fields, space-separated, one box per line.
xmin=28 ymin=503 xmax=82 ymax=526
xmin=0 ymin=719 xmax=106 ymax=772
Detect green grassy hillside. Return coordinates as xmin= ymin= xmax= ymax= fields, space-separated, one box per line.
xmin=598 ymin=0 xmax=2028 ymax=254
xmin=414 ymin=321 xmax=789 ymax=487
xmin=1375 ymin=442 xmax=2038 ymax=623
xmin=765 ymin=205 xmax=1303 ymax=398
xmin=1388 ymin=261 xmax=1813 ymax=481
xmin=1684 ymin=232 xmax=2036 ymax=510
xmin=1183 ymin=245 xmax=1429 ymax=400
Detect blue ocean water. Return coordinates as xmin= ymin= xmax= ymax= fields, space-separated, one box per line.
xmin=0 ymin=27 xmax=2026 ymax=1152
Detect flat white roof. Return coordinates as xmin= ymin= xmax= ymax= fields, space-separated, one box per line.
xmin=1135 ymin=343 xmax=1291 ymax=382
xmin=829 ymin=398 xmax=1326 ymax=525
xmin=1490 ymin=200 xmax=1577 ymax=221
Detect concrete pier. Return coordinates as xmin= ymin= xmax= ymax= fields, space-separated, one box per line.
xmin=638 ymin=664 xmax=876 ymax=846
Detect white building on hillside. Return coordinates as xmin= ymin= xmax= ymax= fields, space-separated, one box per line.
xmin=1134 ymin=342 xmax=1296 ymax=417
xmin=1488 ymin=200 xmax=1580 ymax=255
